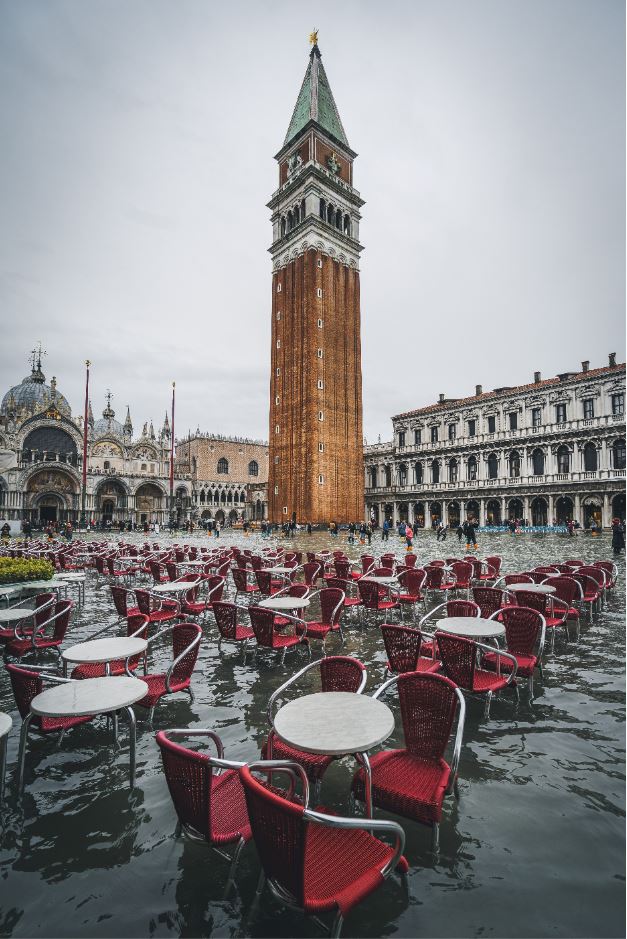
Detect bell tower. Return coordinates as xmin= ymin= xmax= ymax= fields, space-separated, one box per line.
xmin=267 ymin=36 xmax=365 ymax=525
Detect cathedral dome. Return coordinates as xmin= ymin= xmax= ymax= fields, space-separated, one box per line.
xmin=93 ymin=396 xmax=123 ymax=438
xmin=1 ymin=364 xmax=71 ymax=420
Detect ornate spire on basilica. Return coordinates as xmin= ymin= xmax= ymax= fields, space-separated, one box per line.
xmin=149 ymin=420 xmax=155 ymax=440
xmin=29 ymin=343 xmax=47 ymax=384
xmin=123 ymin=406 xmax=133 ymax=438
xmin=161 ymin=411 xmax=170 ymax=441
xmin=88 ymin=399 xmax=94 ymax=428
xmin=102 ymin=390 xmax=115 ymax=422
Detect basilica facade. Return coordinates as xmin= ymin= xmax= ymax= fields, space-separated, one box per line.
xmin=364 ymin=355 xmax=626 ymax=530
xmin=0 ymin=355 xmax=267 ymax=528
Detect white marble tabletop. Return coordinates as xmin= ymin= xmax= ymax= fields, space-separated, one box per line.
xmin=62 ymin=637 xmax=148 ymax=664
xmin=14 ymin=578 xmax=64 ymax=591
xmin=56 ymin=572 xmax=87 ymax=581
xmin=0 ymin=608 xmax=34 ymax=624
xmin=152 ymin=582 xmax=193 ymax=593
xmin=362 ymin=575 xmax=398 ymax=585
xmin=508 ymin=583 xmax=556 ymax=595
xmin=263 ymin=566 xmax=293 ymax=574
xmin=258 ymin=596 xmax=310 ymax=611
xmin=0 ymin=711 xmax=12 ymax=738
xmin=437 ymin=616 xmax=505 ymax=639
xmin=31 ymin=676 xmax=147 ymax=718
xmin=274 ymin=692 xmax=394 ymax=756
xmin=181 ymin=560 xmax=207 ymax=567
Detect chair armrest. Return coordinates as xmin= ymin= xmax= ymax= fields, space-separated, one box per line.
xmin=303 ymin=809 xmax=405 ymax=877
xmin=449 ymin=687 xmax=466 ymax=788
xmin=475 ymin=641 xmax=518 ymax=682
xmin=165 ymin=630 xmax=201 ymax=693
xmin=266 ymin=657 xmax=321 ymax=725
xmin=418 ymin=601 xmax=447 ymax=628
xmin=246 ymin=759 xmax=305 ymax=805
xmin=160 ymin=727 xmax=225 ymax=760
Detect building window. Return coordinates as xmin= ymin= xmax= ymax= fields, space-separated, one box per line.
xmin=612 ymin=438 xmax=626 ymax=469
xmin=277 ymin=283 xmax=281 ymax=292
xmin=276 ymin=367 xmax=280 ymax=376
xmin=431 ymin=460 xmax=440 ymax=484
xmin=283 ymin=506 xmax=288 ymax=514
xmin=317 ymin=379 xmax=324 ymax=389
xmin=275 ymin=396 xmax=280 ymax=405
xmin=611 ymin=393 xmax=624 ymax=415
xmin=317 ymin=349 xmax=323 ymax=358
xmin=467 ymin=420 xmax=476 ymax=437
xmin=217 ymin=458 xmax=229 ymax=474
xmin=318 ymin=411 xmax=324 ymax=421
xmin=448 ymin=424 xmax=456 ymax=441
xmin=274 ymin=486 xmax=278 ymax=495
xmin=318 ymin=474 xmax=324 ymax=484
xmin=317 ymin=319 xmax=323 ymax=328
xmin=414 ymin=462 xmax=423 ymax=483
xmin=274 ymin=456 xmax=279 ymax=464
xmin=583 ymin=398 xmax=594 ymax=420
xmin=414 ymin=428 xmax=421 ymax=445
xmin=103 ymin=460 xmax=110 ymax=470
xmin=448 ymin=459 xmax=458 ymax=482
xmin=467 ymin=455 xmax=477 ymax=480
xmin=318 ymin=442 xmax=324 ymax=452
xmin=276 ymin=311 xmax=281 ymax=320
xmin=430 ymin=426 xmax=439 ymax=443
xmin=141 ymin=463 xmax=147 ymax=471
xmin=317 ymin=258 xmax=323 ymax=268
xmin=557 ymin=446 xmax=570 ymax=473
xmin=509 ymin=450 xmax=520 ymax=477
xmin=487 ymin=415 xmax=496 ymax=434
xmin=555 ymin=403 xmax=567 ymax=423
xmin=531 ymin=407 xmax=542 ymax=427
xmin=398 ymin=431 xmax=406 ymax=448
xmin=487 ymin=453 xmax=499 ymax=479
xmin=276 ymin=339 xmax=280 ymax=349
xmin=532 ymin=449 xmax=545 ymax=475
xmin=509 ymin=412 xmax=518 ymax=431
xmin=398 ymin=464 xmax=408 ymax=486
xmin=369 ymin=467 xmax=377 ymax=488
xmin=583 ymin=442 xmax=598 ymax=471
xmin=275 ymin=425 xmax=280 ymax=434
xmin=316 ymin=287 xmax=323 ymax=298
xmin=248 ymin=460 xmax=259 ymax=477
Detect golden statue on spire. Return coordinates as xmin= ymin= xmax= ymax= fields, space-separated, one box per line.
xmin=309 ymin=28 xmax=319 ymax=45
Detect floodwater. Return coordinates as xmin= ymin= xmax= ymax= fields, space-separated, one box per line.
xmin=0 ymin=530 xmax=624 ymax=938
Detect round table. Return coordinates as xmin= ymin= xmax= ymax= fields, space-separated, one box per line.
xmin=508 ymin=583 xmax=556 ymax=595
xmin=362 ymin=575 xmax=397 ymax=585
xmin=56 ymin=572 xmax=87 ymax=603
xmin=258 ymin=596 xmax=310 ymax=612
xmin=0 ymin=711 xmax=11 ymax=802
xmin=21 ymin=676 xmax=147 ymax=790
xmin=436 ymin=616 xmax=505 ymax=640
xmin=152 ymin=582 xmax=194 ymax=594
xmin=62 ymin=637 xmax=148 ymax=675
xmin=0 ymin=608 xmax=34 ymax=625
xmin=264 ymin=566 xmax=294 ymax=575
xmin=181 ymin=560 xmax=207 ymax=568
xmin=273 ymin=692 xmax=394 ymax=817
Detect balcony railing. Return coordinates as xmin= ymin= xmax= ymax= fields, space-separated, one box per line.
xmin=366 ymin=467 xmax=625 ymax=494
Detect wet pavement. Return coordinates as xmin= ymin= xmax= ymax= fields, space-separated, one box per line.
xmin=0 ymin=530 xmax=624 ymax=938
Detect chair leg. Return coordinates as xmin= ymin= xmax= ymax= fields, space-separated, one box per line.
xmin=528 ymin=673 xmax=534 ymax=701
xmin=187 ymin=686 xmax=195 ymax=705
xmin=224 ymin=836 xmax=246 ymax=898
xmin=17 ymin=713 xmax=33 ymax=793
xmin=483 ymin=691 xmax=492 ymax=720
xmin=330 ymin=910 xmax=344 ymax=938
xmin=245 ymin=870 xmax=266 ymax=929
xmin=431 ymin=822 xmax=440 ymax=855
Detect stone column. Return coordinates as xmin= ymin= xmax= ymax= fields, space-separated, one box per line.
xmin=574 ymin=493 xmax=582 ymax=524
xmin=547 ymin=493 xmax=555 ymax=525
xmin=442 ymin=502 xmax=448 ymax=527
xmin=602 ymin=492 xmax=611 ymax=528
xmin=523 ymin=494 xmax=530 ymax=525
xmin=500 ymin=495 xmax=507 ymax=524
xmin=479 ymin=498 xmax=485 ymax=527
xmin=393 ymin=502 xmax=400 ymax=527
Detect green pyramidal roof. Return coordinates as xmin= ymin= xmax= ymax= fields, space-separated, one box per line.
xmin=284 ymin=44 xmax=349 ymax=148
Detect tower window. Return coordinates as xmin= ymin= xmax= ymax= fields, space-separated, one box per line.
xmin=276 ymin=367 xmax=280 ymax=376
xmin=319 ymin=442 xmax=324 ymax=452
xmin=318 ymin=411 xmax=324 ymax=421
xmin=276 ymin=311 xmax=281 ymax=320
xmin=275 ymin=425 xmax=280 ymax=434
xmin=274 ymin=486 xmax=278 ymax=495
xmin=317 ymin=319 xmax=323 ymax=328
xmin=276 ymin=339 xmax=280 ymax=349
xmin=274 ymin=456 xmax=279 ymax=464
xmin=317 ymin=288 xmax=323 ymax=298
xmin=275 ymin=396 xmax=280 ymax=405
xmin=217 ymin=458 xmax=229 ymax=474
xmin=317 ymin=258 xmax=323 ymax=268
xmin=318 ymin=474 xmax=324 ymax=484
xmin=277 ymin=284 xmax=281 ymax=293
xmin=282 ymin=506 xmax=288 ymax=514
xmin=317 ymin=349 xmax=323 ymax=358
xmin=317 ymin=379 xmax=324 ymax=389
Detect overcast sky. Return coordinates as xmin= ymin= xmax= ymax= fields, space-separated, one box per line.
xmin=0 ymin=0 xmax=624 ymax=444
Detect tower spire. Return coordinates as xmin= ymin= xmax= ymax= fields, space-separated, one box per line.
xmin=284 ymin=39 xmax=349 ymax=147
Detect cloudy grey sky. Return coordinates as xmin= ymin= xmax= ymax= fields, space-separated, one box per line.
xmin=0 ymin=0 xmax=624 ymax=444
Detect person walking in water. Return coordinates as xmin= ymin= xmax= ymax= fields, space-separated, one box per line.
xmin=405 ymin=522 xmax=414 ymax=551
xmin=611 ymin=518 xmax=625 ymax=555
xmin=464 ymin=520 xmax=478 ymax=552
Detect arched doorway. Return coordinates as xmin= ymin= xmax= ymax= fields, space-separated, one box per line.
xmin=25 ymin=468 xmax=78 ymax=524
xmin=135 ymin=483 xmax=164 ymax=524
xmin=582 ymin=498 xmax=602 ymax=529
xmin=447 ymin=501 xmax=460 ymax=527
xmin=466 ymin=500 xmax=479 ymax=524
xmin=228 ymin=509 xmax=238 ymax=524
xmin=429 ymin=502 xmax=441 ymax=528
xmin=398 ymin=502 xmax=408 ymax=522
xmin=612 ymin=493 xmax=625 ymax=521
xmin=96 ymin=479 xmax=128 ymax=525
xmin=531 ymin=497 xmax=548 ymax=526
xmin=384 ymin=503 xmax=393 ymax=522
xmin=215 ymin=509 xmax=225 ymax=525
xmin=486 ymin=499 xmax=501 ymax=526
xmin=508 ymin=498 xmax=524 ymax=522
xmin=413 ymin=502 xmax=425 ymax=528
xmin=34 ymin=492 xmax=65 ymax=525
xmin=555 ymin=496 xmax=574 ymax=524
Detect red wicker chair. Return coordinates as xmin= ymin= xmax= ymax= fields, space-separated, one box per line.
xmin=435 ymin=632 xmax=517 ymax=719
xmin=263 ymin=656 xmax=366 ymax=791
xmin=568 ymin=573 xmax=601 ymax=621
xmin=326 ymin=577 xmax=362 ymax=615
xmin=360 ymin=554 xmax=376 ymax=575
xmin=593 ymin=560 xmax=617 ymax=589
xmin=180 ymin=575 xmax=224 ymax=621
xmin=510 ymin=589 xmax=569 ymax=649
xmin=111 ymin=584 xmax=140 ymax=620
xmin=352 ymin=671 xmax=465 ymax=852
xmin=240 ymin=760 xmax=407 ymax=938
xmin=472 ymin=586 xmax=510 ymax=619
xmin=484 ymin=556 xmax=502 ymax=578
xmin=357 ymin=579 xmax=398 ymax=620
xmin=449 ymin=561 xmax=473 ymax=596
xmin=424 ymin=565 xmax=456 ymax=598
xmin=380 ymin=623 xmax=440 ymax=674
xmin=541 ymin=576 xmax=582 ymax=639
xmin=71 ymin=614 xmax=149 ymax=679
xmin=232 ymin=567 xmax=260 ymax=602
xmin=156 ymin=728 xmax=251 ymax=896
xmin=135 ymin=622 xmax=201 ymax=724
xmin=254 ymin=569 xmax=283 ymax=597
xmin=4 ymin=599 xmax=74 ymax=661
xmin=419 ymin=598 xmax=480 ymax=630
xmin=498 ymin=573 xmax=533 ymax=588
xmin=273 ymin=583 xmax=310 ymax=628
xmin=302 ymin=562 xmax=322 ymax=586
xmin=212 ymin=601 xmax=255 ymax=660
xmin=483 ymin=606 xmax=545 ymax=696
xmin=396 ymin=568 xmax=427 ymax=621
xmin=248 ymin=606 xmax=310 ymax=666
xmin=0 ymin=592 xmax=56 ymax=644
xmin=294 ymin=588 xmax=345 ymax=654
xmin=135 ymin=589 xmax=180 ymax=625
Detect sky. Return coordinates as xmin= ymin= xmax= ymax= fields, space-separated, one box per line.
xmin=0 ymin=0 xmax=624 ymax=445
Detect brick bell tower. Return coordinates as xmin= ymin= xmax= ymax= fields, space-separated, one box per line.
xmin=267 ymin=36 xmax=365 ymax=525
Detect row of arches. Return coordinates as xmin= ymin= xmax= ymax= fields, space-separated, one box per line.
xmin=319 ymin=199 xmax=351 ymax=236
xmin=369 ymin=440 xmax=625 ymax=487
xmin=198 ymin=488 xmax=246 ymax=505
xmin=280 ymin=200 xmax=307 ymax=238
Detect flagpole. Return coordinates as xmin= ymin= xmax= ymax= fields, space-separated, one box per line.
xmin=81 ymin=360 xmax=90 ymax=529
xmin=169 ymin=381 xmax=175 ymax=528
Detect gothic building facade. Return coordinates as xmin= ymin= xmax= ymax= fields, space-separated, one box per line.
xmin=364 ymin=356 xmax=626 ymax=530
xmin=267 ymin=39 xmax=364 ymax=524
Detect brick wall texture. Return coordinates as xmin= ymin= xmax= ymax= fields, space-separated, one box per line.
xmin=178 ymin=438 xmax=268 ymax=485
xmin=268 ymin=248 xmax=364 ymax=524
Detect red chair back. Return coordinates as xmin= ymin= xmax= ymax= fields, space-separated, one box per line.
xmin=156 ymin=732 xmax=216 ymax=839
xmin=334 ymin=559 xmax=351 ymax=579
xmin=249 ymin=606 xmax=279 ymax=648
xmin=171 ymin=623 xmax=202 ymax=684
xmin=404 ymin=553 xmax=418 ymax=568
xmin=6 ymin=663 xmax=42 ymax=719
xmin=472 ymin=587 xmax=505 ymax=618
xmin=397 ymin=672 xmax=459 ymax=759
xmin=205 ymin=575 xmax=225 ymax=602
xmin=503 ymin=573 xmax=533 ymax=585
xmin=254 ymin=570 xmax=273 ymax=596
xmin=213 ymin=601 xmax=239 ymax=639
xmin=450 ymin=561 xmax=473 ymax=588
xmin=436 ymin=632 xmax=476 ymax=691
xmin=302 ymin=562 xmax=321 ymax=586
xmin=232 ymin=568 xmax=251 ymax=592
xmin=34 ymin=593 xmax=56 ymax=628
xmin=319 ymin=588 xmax=344 ymax=626
xmin=485 ymin=556 xmax=502 ymax=575
xmin=360 ymin=555 xmax=375 ymax=574
xmin=356 ymin=579 xmax=381 ymax=610
xmin=500 ymin=607 xmax=543 ymax=656
xmin=135 ymin=589 xmax=152 ymax=616
xmin=446 ymin=599 xmax=480 ymax=617
xmin=398 ymin=568 xmax=426 ymax=597
xmin=319 ymin=655 xmax=365 ymax=692
xmin=511 ymin=590 xmax=546 ymax=614
xmin=425 ymin=567 xmax=445 ymax=589
xmin=166 ymin=563 xmax=178 ymax=581
xmin=47 ymin=599 xmax=73 ymax=645
xmin=381 ymin=624 xmax=422 ymax=673
xmin=111 ymin=585 xmax=131 ymax=618
xmin=543 ymin=576 xmax=580 ymax=605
